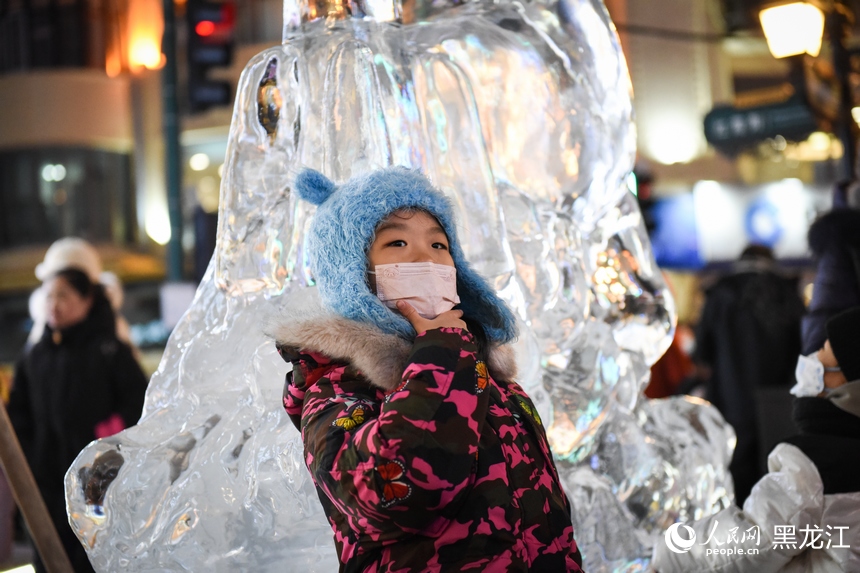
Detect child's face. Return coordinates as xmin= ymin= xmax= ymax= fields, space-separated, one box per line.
xmin=367 ymin=210 xmax=455 ymax=273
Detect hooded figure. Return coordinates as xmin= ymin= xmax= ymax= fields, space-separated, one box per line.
xmin=801 ymin=208 xmax=860 ymax=354
xmin=267 ymin=167 xmax=583 ymax=572
xmin=652 ymin=307 xmax=860 ymax=573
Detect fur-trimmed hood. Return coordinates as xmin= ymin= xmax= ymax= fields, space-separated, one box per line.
xmin=292 ymin=167 xmax=518 ymax=345
xmin=265 ymin=288 xmax=518 ymax=391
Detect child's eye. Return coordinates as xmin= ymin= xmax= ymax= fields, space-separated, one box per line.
xmin=432 ymin=242 xmax=449 ymax=250
xmin=387 ymin=240 xmax=406 ymax=247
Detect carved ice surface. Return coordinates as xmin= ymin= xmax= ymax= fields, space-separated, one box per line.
xmin=66 ymin=0 xmax=735 ymax=570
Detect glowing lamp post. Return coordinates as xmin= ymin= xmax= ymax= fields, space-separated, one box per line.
xmin=106 ymin=0 xmax=166 ymax=77
xmin=760 ymin=2 xmax=825 ymax=58
xmin=760 ymin=1 xmax=857 ymax=179
xmin=128 ymin=0 xmax=166 ymax=72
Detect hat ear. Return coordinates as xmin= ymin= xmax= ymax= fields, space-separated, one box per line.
xmin=294 ymin=169 xmax=336 ymax=206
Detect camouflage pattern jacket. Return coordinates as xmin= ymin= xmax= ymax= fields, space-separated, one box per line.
xmin=269 ymin=289 xmax=583 ymax=572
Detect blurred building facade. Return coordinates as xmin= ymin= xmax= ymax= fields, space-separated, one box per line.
xmin=0 ymin=0 xmax=282 ymax=293
xmin=0 ymin=0 xmax=282 ymax=368
xmin=1 ymin=0 xmax=858 ymax=305
xmin=607 ymin=0 xmax=860 ymax=324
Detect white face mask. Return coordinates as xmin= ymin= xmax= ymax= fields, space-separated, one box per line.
xmin=372 ymin=262 xmax=460 ymax=320
xmin=791 ymin=353 xmax=841 ymax=397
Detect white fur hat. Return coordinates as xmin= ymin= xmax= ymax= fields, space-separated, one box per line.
xmin=35 ymin=237 xmax=102 ymax=282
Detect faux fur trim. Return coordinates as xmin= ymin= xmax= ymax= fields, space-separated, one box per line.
xmin=264 ymin=288 xmax=517 ymax=391
xmin=294 ymin=167 xmax=518 ymax=345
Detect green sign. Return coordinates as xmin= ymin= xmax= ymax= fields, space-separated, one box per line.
xmin=704 ymin=99 xmax=819 ymax=155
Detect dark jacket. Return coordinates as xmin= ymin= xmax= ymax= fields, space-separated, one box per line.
xmin=802 ymin=209 xmax=860 ymax=354
xmin=269 ymin=289 xmax=583 ymax=573
xmin=9 ymin=294 xmax=148 ymax=572
xmin=783 ymin=397 xmax=860 ymax=495
xmin=694 ymin=264 xmax=804 ymax=503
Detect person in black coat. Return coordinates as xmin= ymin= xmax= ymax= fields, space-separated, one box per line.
xmin=801 ymin=207 xmax=860 ymax=355
xmin=694 ymin=244 xmax=805 ymax=506
xmin=9 ymin=267 xmax=149 ymax=573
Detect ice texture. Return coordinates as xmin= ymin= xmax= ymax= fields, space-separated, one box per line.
xmin=66 ymin=0 xmax=735 ymax=570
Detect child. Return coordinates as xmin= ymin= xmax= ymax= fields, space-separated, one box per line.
xmin=269 ymin=167 xmax=583 ymax=572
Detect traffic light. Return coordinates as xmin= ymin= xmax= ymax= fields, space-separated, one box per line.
xmin=187 ymin=0 xmax=234 ymax=113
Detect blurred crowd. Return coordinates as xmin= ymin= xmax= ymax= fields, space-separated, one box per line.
xmin=647 ymin=185 xmax=860 ymax=570
xmin=1 ymin=186 xmax=860 ymax=571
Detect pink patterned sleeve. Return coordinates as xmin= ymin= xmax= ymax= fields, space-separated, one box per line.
xmin=300 ymin=328 xmax=490 ymax=535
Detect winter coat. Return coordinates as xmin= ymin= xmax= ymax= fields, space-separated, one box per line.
xmin=270 ymin=289 xmax=583 ymax=572
xmin=694 ymin=264 xmax=804 ymax=503
xmin=9 ymin=294 xmax=148 ymax=572
xmin=802 ymin=209 xmax=860 ymax=354
xmin=651 ymin=397 xmax=860 ymax=572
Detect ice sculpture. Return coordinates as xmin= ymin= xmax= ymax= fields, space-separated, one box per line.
xmin=66 ymin=0 xmax=735 ymax=570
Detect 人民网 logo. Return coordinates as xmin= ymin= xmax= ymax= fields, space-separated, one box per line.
xmin=665 ymin=522 xmax=696 ymax=553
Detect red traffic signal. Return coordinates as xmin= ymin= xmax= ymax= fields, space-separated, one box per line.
xmin=195 ymin=20 xmax=216 ymax=37
xmin=187 ymin=0 xmax=235 ymax=112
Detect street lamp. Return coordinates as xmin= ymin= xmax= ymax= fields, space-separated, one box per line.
xmin=760 ymin=2 xmax=825 ymax=58
xmin=759 ymin=1 xmax=857 ymax=180
xmin=128 ymin=0 xmax=166 ymax=72
xmin=106 ymin=0 xmax=166 ymax=77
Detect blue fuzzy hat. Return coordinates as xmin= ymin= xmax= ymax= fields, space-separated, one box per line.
xmin=294 ymin=166 xmax=517 ymax=344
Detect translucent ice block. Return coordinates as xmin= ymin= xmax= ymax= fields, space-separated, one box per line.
xmin=66 ymin=0 xmax=734 ymax=570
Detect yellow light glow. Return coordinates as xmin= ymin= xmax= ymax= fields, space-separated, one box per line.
xmin=145 ymin=204 xmax=172 ymax=245
xmin=808 ymin=131 xmax=831 ymax=152
xmin=105 ymin=50 xmax=122 ymax=78
xmin=130 ymin=39 xmax=162 ymax=70
xmin=644 ymin=114 xmax=703 ymax=165
xmin=127 ymin=0 xmax=164 ymax=72
xmin=781 ymin=133 xmax=843 ymax=162
xmin=2 ymin=566 xmax=36 ymax=573
xmin=760 ymin=2 xmax=825 ymax=59
xmin=189 ymin=153 xmax=211 ymax=171
xmin=852 ymin=106 xmax=860 ymax=125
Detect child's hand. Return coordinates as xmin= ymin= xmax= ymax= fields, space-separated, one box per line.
xmin=396 ymin=301 xmax=468 ymax=335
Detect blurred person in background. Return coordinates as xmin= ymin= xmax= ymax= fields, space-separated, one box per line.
xmin=4 ymin=236 xmax=135 ymax=568
xmin=645 ymin=269 xmax=696 ymax=399
xmin=694 ymin=244 xmax=805 ymax=506
xmin=646 ymin=322 xmax=695 ymax=399
xmin=8 ymin=267 xmax=149 ymax=573
xmin=27 ymin=237 xmax=133 ymax=350
xmin=652 ymin=306 xmax=860 ymax=572
xmin=801 ymin=203 xmax=860 ymax=355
